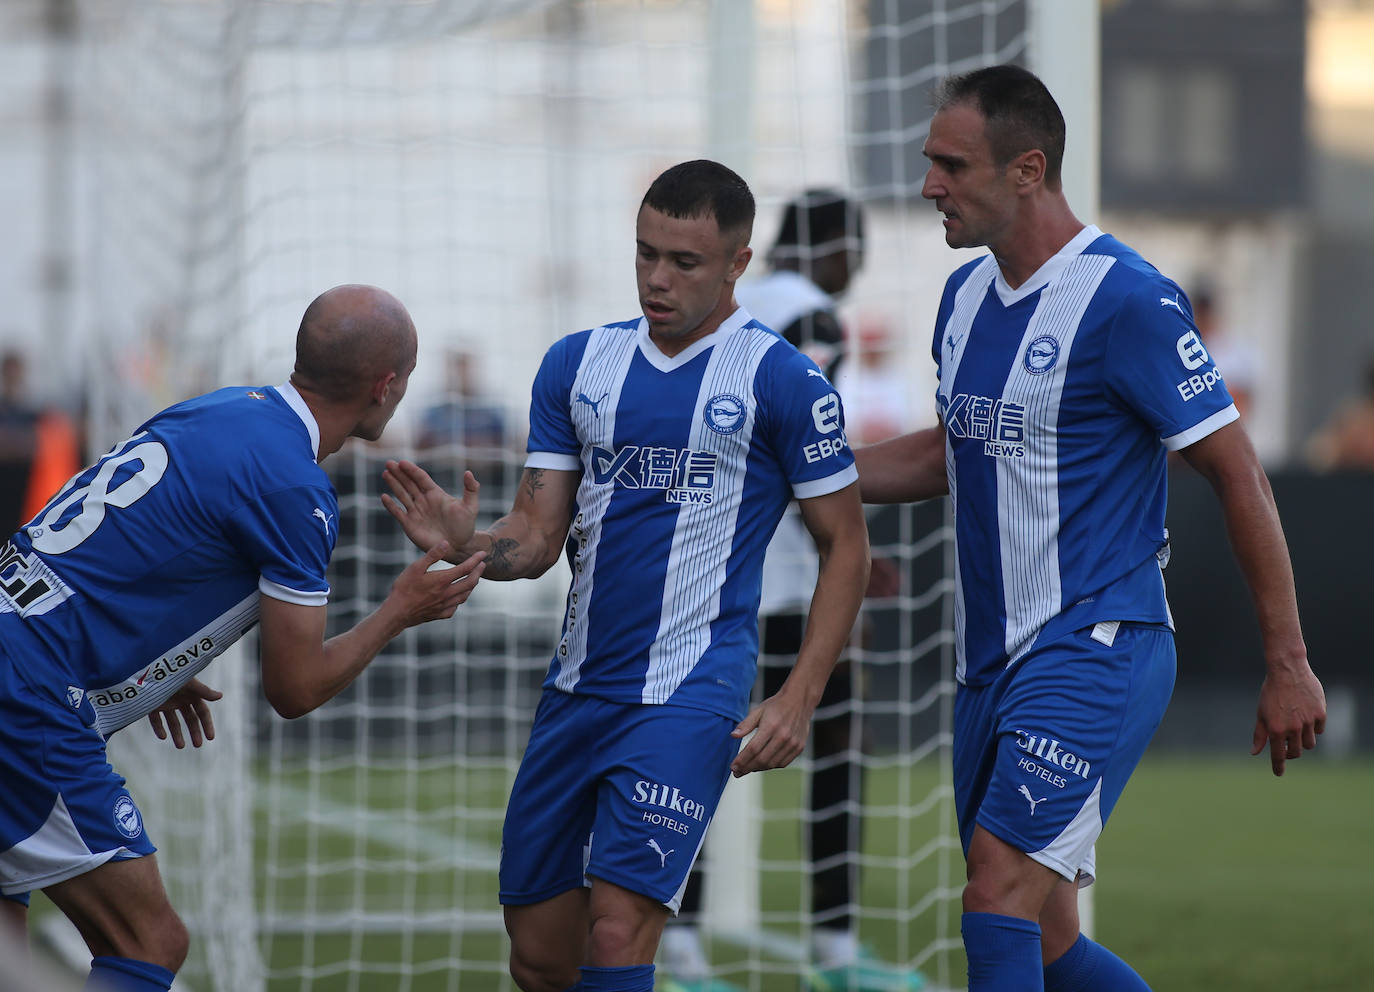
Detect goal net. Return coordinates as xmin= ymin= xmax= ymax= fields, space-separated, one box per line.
xmin=42 ymin=1 xmax=1080 ymax=989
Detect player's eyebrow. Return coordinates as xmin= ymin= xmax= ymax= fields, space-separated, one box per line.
xmin=636 ymin=239 xmax=705 ymax=263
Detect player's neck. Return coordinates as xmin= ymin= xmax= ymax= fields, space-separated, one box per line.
xmin=648 ymin=298 xmax=739 ymax=358
xmin=992 ymin=201 xmax=1084 ymax=290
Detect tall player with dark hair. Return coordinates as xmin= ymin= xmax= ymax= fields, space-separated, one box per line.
xmin=855 ymin=65 xmax=1325 ymax=991
xmin=381 ymin=161 xmax=871 ymax=992
xmin=0 ymin=285 xmax=486 ymax=992
xmin=662 ymin=189 xmax=922 ymax=992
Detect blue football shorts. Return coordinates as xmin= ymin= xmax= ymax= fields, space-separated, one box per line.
xmin=499 ymin=688 xmax=739 ymax=912
xmin=0 ymin=643 xmax=156 ymax=900
xmin=953 ymin=622 xmax=1176 ymax=885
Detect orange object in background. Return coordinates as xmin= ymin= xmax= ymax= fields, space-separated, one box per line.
xmin=21 ymin=409 xmax=81 ymax=522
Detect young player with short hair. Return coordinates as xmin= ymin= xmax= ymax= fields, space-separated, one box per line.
xmin=381 ymin=160 xmax=871 ymax=992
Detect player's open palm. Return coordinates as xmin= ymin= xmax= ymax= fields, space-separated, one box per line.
xmin=382 ymin=459 xmax=481 ymax=561
xmin=387 ymin=545 xmax=487 ymax=627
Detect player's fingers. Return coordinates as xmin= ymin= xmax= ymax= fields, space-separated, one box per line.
xmin=166 ymin=712 xmax=187 ymax=750
xmin=195 ymin=698 xmax=217 ymax=742
xmin=1269 ymin=735 xmax=1287 ymax=776
xmin=381 ymin=466 xmax=416 ymax=506
xmin=463 ymin=470 xmax=481 ymax=497
xmin=1250 ymin=720 xmax=1267 ymax=757
xmin=419 ymin=542 xmax=452 ymax=567
xmin=182 ymin=707 xmax=204 ymax=748
xmin=149 ymin=711 xmax=167 ymax=741
xmin=398 ymin=459 xmax=439 ymax=492
xmin=192 ymin=680 xmax=223 ymax=702
xmin=732 ymin=708 xmax=762 ymax=739
xmin=450 ymin=551 xmax=487 ymax=579
xmin=1303 ymin=723 xmax=1319 ymax=750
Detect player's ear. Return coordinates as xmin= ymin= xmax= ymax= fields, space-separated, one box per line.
xmin=727 ymin=244 xmax=753 ymax=283
xmin=371 ymin=369 xmax=397 ymax=405
xmin=1012 ymin=149 xmax=1046 ymax=194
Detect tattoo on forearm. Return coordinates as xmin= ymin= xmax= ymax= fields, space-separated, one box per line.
xmin=488 ymin=537 xmax=520 ymax=574
xmin=523 ymin=469 xmax=545 ymax=501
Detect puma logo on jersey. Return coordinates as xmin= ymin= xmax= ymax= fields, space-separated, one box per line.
xmin=1159 ymin=294 xmax=1183 ymax=312
xmin=576 ymin=391 xmax=609 ymax=417
xmin=806 ymin=369 xmax=825 ymax=378
xmin=1018 ymin=785 xmax=1047 ymax=815
xmin=646 ymin=838 xmax=674 ymax=867
xmin=312 ymin=507 xmax=334 ymax=538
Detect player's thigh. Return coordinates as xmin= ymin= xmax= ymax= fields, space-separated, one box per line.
xmin=504 ymin=887 xmax=589 ymax=985
xmin=589 ymin=704 xmax=738 ymax=912
xmin=500 ymin=690 xmax=604 ymax=906
xmin=956 ymin=624 xmax=1175 ymax=883
xmin=44 ymin=854 xmax=185 ymax=963
xmin=584 ymin=876 xmax=671 ymax=966
xmin=0 ymin=656 xmax=157 ymax=901
xmin=1 ymin=893 xmax=27 ymax=941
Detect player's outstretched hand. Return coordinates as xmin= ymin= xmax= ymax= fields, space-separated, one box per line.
xmin=382 ymin=460 xmax=481 ymax=562
xmin=730 ymin=690 xmax=814 ymax=777
xmin=387 ymin=543 xmax=487 ymax=628
xmin=148 ymin=678 xmax=223 ymax=749
xmin=1251 ymin=662 xmax=1327 ymax=776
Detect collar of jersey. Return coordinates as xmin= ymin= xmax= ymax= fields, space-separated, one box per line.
xmin=273 ymin=381 xmax=321 ymax=460
xmin=992 ymin=224 xmax=1103 ymax=307
xmin=635 ymin=305 xmax=752 ymax=372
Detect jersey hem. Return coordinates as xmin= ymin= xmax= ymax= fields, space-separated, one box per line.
xmin=1162 ymin=404 xmax=1239 ymax=450
xmin=259 ymin=578 xmax=328 ymax=606
xmin=793 ymin=463 xmax=858 ymax=500
xmin=525 ymin=451 xmax=581 ymax=471
xmin=0 ymin=848 xmax=143 ymax=896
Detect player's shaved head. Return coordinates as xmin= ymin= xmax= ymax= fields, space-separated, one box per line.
xmin=292 ymin=284 xmax=417 ymax=402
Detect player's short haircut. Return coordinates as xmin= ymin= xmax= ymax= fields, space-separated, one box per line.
xmin=642 ymin=159 xmax=755 ymax=242
xmin=934 ymin=64 xmax=1067 ymax=191
xmin=769 ymin=187 xmax=864 ymax=263
xmin=293 ymin=286 xmax=416 ymax=402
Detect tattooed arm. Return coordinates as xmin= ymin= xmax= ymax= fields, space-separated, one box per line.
xmin=383 ymin=460 xmax=580 ymax=580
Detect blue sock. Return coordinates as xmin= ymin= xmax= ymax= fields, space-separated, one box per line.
xmin=84 ymin=956 xmax=175 ymax=991
xmin=578 ymin=963 xmax=655 ymax=991
xmin=962 ymin=911 xmax=1044 ymax=992
xmin=1044 ymin=933 xmax=1151 ymax=991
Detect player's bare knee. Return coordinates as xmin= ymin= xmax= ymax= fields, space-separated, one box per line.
xmin=120 ymin=904 xmax=189 ymax=971
xmin=508 ymin=943 xmax=578 ymax=992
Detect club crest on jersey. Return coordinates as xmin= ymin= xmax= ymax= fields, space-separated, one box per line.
xmin=702 ymin=393 xmax=747 ymax=435
xmin=113 ymin=794 xmax=143 ymax=839
xmin=1023 ymin=335 xmax=1060 ymax=375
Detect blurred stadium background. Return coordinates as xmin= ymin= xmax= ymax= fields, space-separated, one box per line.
xmin=2 ymin=1 xmax=1372 ymax=990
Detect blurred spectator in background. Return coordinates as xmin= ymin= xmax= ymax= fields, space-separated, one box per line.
xmin=1304 ymin=359 xmax=1374 ymax=471
xmin=415 ymin=348 xmax=517 ymax=508
xmin=1190 ymin=282 xmax=1259 ymax=424
xmin=837 ymin=315 xmax=916 ymax=445
xmin=0 ymin=349 xmax=81 ymax=535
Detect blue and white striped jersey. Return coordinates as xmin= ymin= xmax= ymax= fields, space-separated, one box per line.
xmin=934 ymin=226 xmax=1237 ymax=685
xmin=0 ymin=383 xmax=335 ymax=733
xmin=525 ymin=308 xmax=857 ymax=720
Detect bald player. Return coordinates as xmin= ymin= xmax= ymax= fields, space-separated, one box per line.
xmin=0 ymin=285 xmax=486 ymax=992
